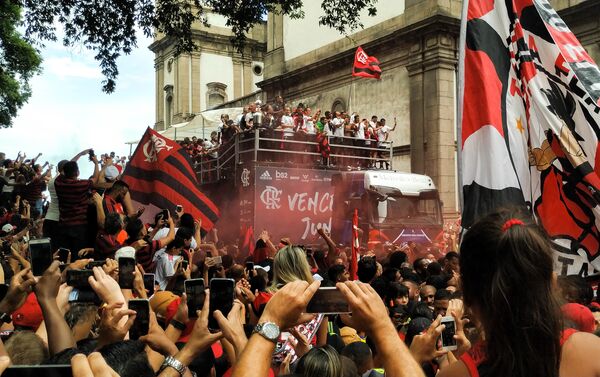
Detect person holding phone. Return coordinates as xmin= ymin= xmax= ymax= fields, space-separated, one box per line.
xmin=124 ymin=213 xmax=175 ymax=273
xmin=155 ymin=237 xmax=187 ymax=290
xmin=438 ymin=210 xmax=600 ymax=377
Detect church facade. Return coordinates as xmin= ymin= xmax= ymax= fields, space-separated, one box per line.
xmin=150 ymin=0 xmax=600 ymax=216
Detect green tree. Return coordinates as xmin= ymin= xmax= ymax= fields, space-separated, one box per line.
xmin=0 ymin=2 xmax=42 ymax=128
xmin=19 ymin=0 xmax=377 ymax=94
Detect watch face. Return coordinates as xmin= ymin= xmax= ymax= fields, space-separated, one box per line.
xmin=262 ymin=322 xmax=280 ymax=339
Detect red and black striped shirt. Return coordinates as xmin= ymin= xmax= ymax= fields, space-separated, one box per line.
xmin=21 ymin=177 xmax=45 ymax=203
xmin=130 ymin=240 xmax=160 ymax=273
xmin=103 ymin=195 xmax=124 ymax=216
xmin=94 ymin=230 xmax=122 ymax=260
xmin=54 ymin=176 xmax=93 ymax=226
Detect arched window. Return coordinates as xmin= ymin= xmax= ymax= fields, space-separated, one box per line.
xmin=206 ymin=82 xmax=228 ymax=109
xmin=331 ymin=98 xmax=346 ymax=114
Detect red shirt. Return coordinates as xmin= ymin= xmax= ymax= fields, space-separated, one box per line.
xmin=95 ymin=230 xmax=122 ymax=259
xmin=103 ymin=195 xmax=124 ymax=216
xmin=54 ymin=175 xmax=93 ymax=226
xmin=21 ymin=177 xmax=45 ymax=203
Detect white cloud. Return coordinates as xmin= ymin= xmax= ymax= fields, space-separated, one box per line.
xmin=44 ymin=56 xmax=102 ymax=79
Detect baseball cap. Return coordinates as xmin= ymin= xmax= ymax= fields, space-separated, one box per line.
xmin=12 ymin=292 xmax=44 ymax=330
xmin=104 ymin=165 xmax=119 ymax=181
xmin=1 ymin=224 xmax=15 ymax=233
xmin=114 ymin=246 xmax=135 ymax=261
xmin=562 ymin=303 xmax=596 ymax=333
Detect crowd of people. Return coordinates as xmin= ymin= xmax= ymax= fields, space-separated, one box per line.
xmin=1 ymin=148 xmax=600 ymax=377
xmin=178 ymin=97 xmax=397 ymax=170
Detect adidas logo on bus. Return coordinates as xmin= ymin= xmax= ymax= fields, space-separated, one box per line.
xmin=260 ymin=171 xmax=272 ymax=180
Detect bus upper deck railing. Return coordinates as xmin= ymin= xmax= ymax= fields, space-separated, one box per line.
xmin=194 ymin=129 xmax=394 ymax=184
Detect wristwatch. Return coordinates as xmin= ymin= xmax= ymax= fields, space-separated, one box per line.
xmin=0 ymin=312 xmax=11 ymax=324
xmin=253 ymin=322 xmax=280 ymax=343
xmin=161 ymin=356 xmax=187 ymax=377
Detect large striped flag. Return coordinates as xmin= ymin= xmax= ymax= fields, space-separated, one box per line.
xmin=460 ymin=0 xmax=600 ymax=276
xmin=121 ymin=127 xmax=219 ymax=234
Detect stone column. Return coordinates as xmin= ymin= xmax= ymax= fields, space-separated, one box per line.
xmin=175 ymin=55 xmax=190 ymax=123
xmin=243 ymin=59 xmax=254 ymax=95
xmin=191 ymin=53 xmax=201 ymax=114
xmin=407 ymin=31 xmax=459 ymax=215
xmin=233 ymin=58 xmax=243 ymax=99
xmin=155 ymin=59 xmax=165 ymax=130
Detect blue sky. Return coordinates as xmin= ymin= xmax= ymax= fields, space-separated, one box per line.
xmin=1 ymin=30 xmax=155 ymax=178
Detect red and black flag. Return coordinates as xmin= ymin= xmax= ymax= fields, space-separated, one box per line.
xmin=352 ymin=46 xmax=382 ymax=79
xmin=460 ymin=0 xmax=600 ymax=275
xmin=121 ymin=127 xmax=220 ymax=234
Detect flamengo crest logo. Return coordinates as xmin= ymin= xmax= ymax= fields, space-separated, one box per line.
xmin=356 ymin=50 xmax=368 ymax=64
xmin=143 ymin=134 xmax=173 ymax=162
xmin=260 ymin=186 xmax=282 ymax=210
xmin=241 ymin=168 xmax=250 ymax=187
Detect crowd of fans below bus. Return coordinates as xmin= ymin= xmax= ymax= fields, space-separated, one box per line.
xmin=1 ymin=149 xmax=600 ymax=377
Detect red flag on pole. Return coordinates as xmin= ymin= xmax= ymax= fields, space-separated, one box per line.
xmin=121 ymin=127 xmax=220 ymax=234
xmin=352 ymin=46 xmax=382 ymax=79
xmin=350 ymin=208 xmax=359 ymax=280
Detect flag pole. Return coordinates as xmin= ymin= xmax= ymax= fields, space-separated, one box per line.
xmin=456 ymin=0 xmax=468 ymax=213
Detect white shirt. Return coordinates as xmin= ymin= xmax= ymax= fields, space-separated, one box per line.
xmin=331 ymin=118 xmax=344 ymax=137
xmin=355 ymin=122 xmax=366 ymax=139
xmin=377 ymin=125 xmax=390 ymax=141
xmin=303 ymin=116 xmax=316 ymax=134
xmin=245 ymin=112 xmax=255 ymax=127
xmin=45 ymin=176 xmax=60 ymax=221
xmin=153 ymin=227 xmax=197 ymax=259
xmin=281 ymin=115 xmax=295 ymax=137
xmin=154 ymin=250 xmax=182 ymax=290
xmin=1 ymin=172 xmax=14 ymax=194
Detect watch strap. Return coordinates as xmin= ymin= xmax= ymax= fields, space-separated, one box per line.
xmin=161 ymin=356 xmax=187 ymax=376
xmin=170 ymin=319 xmax=186 ymax=331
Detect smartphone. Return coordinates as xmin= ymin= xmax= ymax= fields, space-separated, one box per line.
xmin=306 ymin=287 xmax=350 ymax=314
xmin=57 ymin=248 xmax=70 ymax=263
xmin=0 ymin=284 xmax=8 ymax=302
xmin=245 ymin=261 xmax=254 ymax=271
xmin=181 ymin=259 xmax=189 ymax=270
xmin=440 ymin=316 xmax=457 ymax=351
xmin=29 ymin=238 xmax=53 ymax=276
xmin=86 ymin=260 xmax=105 ymax=269
xmin=128 ymin=299 xmax=150 ymax=340
xmin=66 ymin=269 xmax=94 ymax=290
xmin=143 ymin=273 xmax=155 ymax=295
xmin=68 ymin=288 xmax=98 ymax=303
xmin=208 ymin=278 xmax=235 ymax=331
xmin=88 ymin=149 xmax=95 ymax=161
xmin=176 ymin=205 xmax=183 ymax=212
xmin=119 ymin=257 xmax=136 ymax=289
xmin=206 ymin=251 xmax=212 ymax=258
xmin=162 ymin=209 xmax=169 ymax=220
xmin=185 ymin=278 xmax=205 ymax=318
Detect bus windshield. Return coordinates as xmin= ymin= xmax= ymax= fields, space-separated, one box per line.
xmin=370 ymin=194 xmax=442 ymax=226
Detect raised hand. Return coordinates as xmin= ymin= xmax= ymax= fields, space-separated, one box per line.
xmin=34 ymin=261 xmax=62 ymax=303
xmin=88 ymin=266 xmax=124 ymax=305
xmin=409 ymin=315 xmax=447 ymax=364
xmin=260 ymin=280 xmax=320 ymax=330
xmin=96 ymin=302 xmax=136 ymax=348
xmin=0 ymin=268 xmax=36 ymax=314
xmin=336 ymin=281 xmax=390 ymax=334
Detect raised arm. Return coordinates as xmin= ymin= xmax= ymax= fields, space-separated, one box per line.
xmin=158 ymin=216 xmax=176 ymax=249
xmin=318 ymin=227 xmax=337 ymax=267
xmin=34 ymin=261 xmax=77 ymax=355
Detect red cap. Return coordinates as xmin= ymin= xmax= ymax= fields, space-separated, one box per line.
xmin=562 ymin=303 xmax=596 ymax=333
xmin=12 ymin=292 xmax=43 ymax=330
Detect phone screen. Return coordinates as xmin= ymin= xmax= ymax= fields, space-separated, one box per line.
xmin=68 ymin=288 xmax=98 ymax=303
xmin=306 ymin=287 xmax=350 ymax=314
xmin=66 ymin=270 xmax=94 ymax=290
xmin=128 ymin=299 xmax=149 ymax=340
xmin=245 ymin=262 xmax=254 ymax=271
xmin=29 ymin=238 xmax=53 ymax=276
xmin=440 ymin=317 xmax=457 ymax=348
xmin=119 ymin=257 xmax=136 ymax=289
xmin=143 ymin=274 xmax=155 ymax=295
xmin=162 ymin=209 xmax=169 ymax=220
xmin=208 ymin=278 xmax=235 ymax=330
xmin=181 ymin=259 xmax=189 ymax=270
xmin=57 ymin=248 xmax=70 ymax=264
xmin=185 ymin=279 xmax=205 ymax=318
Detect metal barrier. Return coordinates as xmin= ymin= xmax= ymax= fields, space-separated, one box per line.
xmin=194 ymin=129 xmax=394 ymax=184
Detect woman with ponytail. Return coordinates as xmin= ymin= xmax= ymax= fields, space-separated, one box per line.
xmin=438 ymin=209 xmax=600 ymax=377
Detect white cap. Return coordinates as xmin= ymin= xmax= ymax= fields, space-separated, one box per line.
xmin=1 ymin=224 xmax=15 ymax=233
xmin=254 ymin=265 xmax=270 ymax=272
xmin=115 ymin=246 xmax=135 ymax=261
xmin=104 ymin=165 xmax=120 ymax=181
